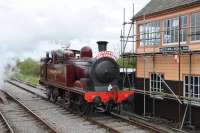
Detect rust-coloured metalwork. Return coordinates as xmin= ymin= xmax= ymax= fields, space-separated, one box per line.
xmin=39 ymin=41 xmax=134 ymax=113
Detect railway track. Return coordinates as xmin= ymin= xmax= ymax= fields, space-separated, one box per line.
xmin=0 ymin=91 xmax=57 ymax=133
xmin=3 ymin=81 xmax=109 ymax=133
xmin=5 ymin=80 xmax=178 ymax=133
xmin=86 ymin=115 xmax=148 ymax=133
xmin=0 ymin=110 xmax=14 ymax=133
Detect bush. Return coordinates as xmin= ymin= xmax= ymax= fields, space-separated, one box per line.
xmin=15 ymin=58 xmax=40 ymax=85
xmin=117 ymin=57 xmax=135 ymax=68
xmin=17 ymin=58 xmax=40 ymax=76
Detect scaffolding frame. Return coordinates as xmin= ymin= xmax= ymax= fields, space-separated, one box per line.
xmin=120 ymin=4 xmax=200 ymax=130
xmin=120 ymin=5 xmax=135 ymax=90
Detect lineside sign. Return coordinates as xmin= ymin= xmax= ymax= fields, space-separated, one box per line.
xmin=160 ymin=46 xmax=189 ymax=53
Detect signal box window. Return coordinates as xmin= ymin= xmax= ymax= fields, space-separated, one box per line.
xmin=150 ymin=73 xmax=164 ymax=92
xmin=184 ymin=75 xmax=200 ymax=100
xmin=139 ymin=21 xmax=160 ymax=46
xmin=163 ymin=16 xmax=187 ymax=44
xmin=191 ymin=12 xmax=200 ymax=41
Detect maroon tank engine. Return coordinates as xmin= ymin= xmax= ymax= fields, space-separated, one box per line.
xmin=39 ymin=41 xmax=134 ymax=113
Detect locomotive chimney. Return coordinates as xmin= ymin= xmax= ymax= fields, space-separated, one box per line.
xmin=97 ymin=41 xmax=108 ymax=52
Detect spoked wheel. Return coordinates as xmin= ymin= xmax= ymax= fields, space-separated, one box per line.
xmin=106 ymin=100 xmax=115 ymax=114
xmin=51 ymin=88 xmax=59 ymax=103
xmin=79 ymin=100 xmax=91 ymax=116
xmin=63 ymin=91 xmax=70 ymax=109
xmin=47 ymin=88 xmax=53 ymax=101
xmin=47 ymin=88 xmax=59 ymax=103
xmin=79 ymin=100 xmax=90 ymax=115
xmin=114 ymin=103 xmax=122 ymax=114
xmin=126 ymin=95 xmax=134 ymax=112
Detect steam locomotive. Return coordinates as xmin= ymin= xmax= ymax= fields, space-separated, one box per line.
xmin=39 ymin=41 xmax=134 ymax=114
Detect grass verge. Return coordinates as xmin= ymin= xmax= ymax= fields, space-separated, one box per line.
xmin=15 ymin=74 xmax=39 ymax=86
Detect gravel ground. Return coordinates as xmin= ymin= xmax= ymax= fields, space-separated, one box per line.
xmin=0 ymin=101 xmax=52 ymax=133
xmin=0 ymin=91 xmax=8 ymax=104
xmin=0 ymin=114 xmax=9 ymax=133
xmin=92 ymin=116 xmax=149 ymax=133
xmin=5 ymin=81 xmax=153 ymax=133
xmin=9 ymin=80 xmax=47 ymax=98
xmin=3 ymin=83 xmax=107 ymax=133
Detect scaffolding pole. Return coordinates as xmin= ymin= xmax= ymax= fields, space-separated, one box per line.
xmin=178 ymin=16 xmax=182 ymax=128
xmin=122 ymin=8 xmax=126 ymax=89
xmin=152 ymin=53 xmax=156 ymax=117
xmin=143 ymin=14 xmax=146 ymax=117
xmin=132 ymin=3 xmax=135 ymax=53
xmin=180 ymin=53 xmax=192 ymax=129
xmin=188 ymin=53 xmax=192 ymax=126
xmin=120 ymin=4 xmax=135 ymax=89
xmin=152 ymin=15 xmax=157 ymax=117
xmin=121 ymin=30 xmax=123 ymax=56
xmin=158 ymin=75 xmax=182 ymax=104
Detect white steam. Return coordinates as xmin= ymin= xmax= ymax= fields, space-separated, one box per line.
xmin=0 ymin=41 xmax=63 ymax=88
xmin=0 ymin=46 xmax=17 ymax=87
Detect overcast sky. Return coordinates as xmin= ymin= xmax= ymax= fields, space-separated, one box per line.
xmin=0 ymin=0 xmax=150 ymax=60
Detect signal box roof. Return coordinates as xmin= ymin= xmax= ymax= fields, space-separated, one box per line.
xmin=134 ymin=0 xmax=200 ymax=19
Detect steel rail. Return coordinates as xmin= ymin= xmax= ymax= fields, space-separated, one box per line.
xmin=110 ymin=112 xmax=170 ymax=133
xmin=7 ymin=80 xmax=121 ymax=133
xmin=13 ymin=79 xmax=36 ymax=88
xmin=0 ymin=111 xmax=15 ymax=133
xmin=7 ymin=80 xmax=47 ymax=100
xmin=3 ymin=91 xmax=58 ymax=133
xmin=11 ymin=79 xmax=45 ymax=91
xmin=6 ymin=80 xmax=121 ymax=133
xmin=83 ymin=116 xmax=120 ymax=133
xmin=7 ymin=80 xmax=177 ymax=133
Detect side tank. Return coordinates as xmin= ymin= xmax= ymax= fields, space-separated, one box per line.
xmin=73 ymin=46 xmax=93 ymax=80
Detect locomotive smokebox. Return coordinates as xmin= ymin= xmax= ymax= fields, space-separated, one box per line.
xmin=97 ymin=41 xmax=108 ymax=52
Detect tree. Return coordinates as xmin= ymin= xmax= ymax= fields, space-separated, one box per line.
xmin=117 ymin=57 xmax=135 ymax=68
xmin=17 ymin=58 xmax=40 ymax=76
